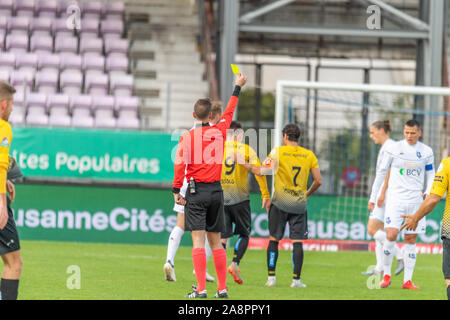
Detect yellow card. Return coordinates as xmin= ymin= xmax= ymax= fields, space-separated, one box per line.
xmin=230 ymin=64 xmax=240 ymax=74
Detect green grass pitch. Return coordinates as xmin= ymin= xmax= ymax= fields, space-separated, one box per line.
xmin=4 ymin=240 xmax=447 ymax=300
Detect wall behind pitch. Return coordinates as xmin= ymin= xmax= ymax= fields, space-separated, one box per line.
xmin=11 ymin=184 xmax=445 ymax=245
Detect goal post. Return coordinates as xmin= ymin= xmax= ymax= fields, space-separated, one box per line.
xmin=274 ymin=80 xmax=450 ymax=243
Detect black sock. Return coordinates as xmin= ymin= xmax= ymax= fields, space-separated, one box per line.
xmin=232 ymin=236 xmax=249 ymax=265
xmin=267 ymin=240 xmax=279 ymax=276
xmin=0 ymin=278 xmax=19 ymax=300
xmin=447 ymin=285 xmax=450 ymax=300
xmin=292 ymin=242 xmax=304 ymax=280
xmin=222 ymin=242 xmax=227 ymax=250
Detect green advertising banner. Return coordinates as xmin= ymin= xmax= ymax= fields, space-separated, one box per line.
xmin=10 ymin=127 xmax=178 ymax=183
xmin=11 ymin=184 xmax=445 ymax=245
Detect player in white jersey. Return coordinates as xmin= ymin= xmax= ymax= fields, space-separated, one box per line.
xmin=163 ymin=101 xmax=223 ymax=282
xmin=372 ymin=120 xmax=435 ymax=289
xmin=362 ymin=120 xmax=404 ymax=276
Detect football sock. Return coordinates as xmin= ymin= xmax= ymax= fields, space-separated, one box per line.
xmin=212 ymin=248 xmax=228 ymax=291
xmin=0 ymin=278 xmax=19 ymax=300
xmin=166 ymin=226 xmax=184 ymax=266
xmin=373 ymin=229 xmax=386 ymax=243
xmin=192 ymin=248 xmax=207 ymax=292
xmin=292 ymin=242 xmax=304 ymax=280
xmin=205 ymin=236 xmax=212 ymax=262
xmin=375 ymin=240 xmax=384 ymax=272
xmin=403 ymin=244 xmax=417 ymax=283
xmin=394 ymin=244 xmax=404 ymax=261
xmin=232 ymin=236 xmax=249 ymax=265
xmin=267 ymin=240 xmax=279 ymax=277
xmin=383 ymin=240 xmax=396 ymax=276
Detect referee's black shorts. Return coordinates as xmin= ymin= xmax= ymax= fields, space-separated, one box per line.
xmin=443 ymin=237 xmax=450 ymax=280
xmin=185 ymin=181 xmax=225 ymax=232
xmin=0 ymin=197 xmax=21 ymax=255
xmin=221 ymin=200 xmax=251 ymax=239
xmin=268 ymin=204 xmax=308 ymax=241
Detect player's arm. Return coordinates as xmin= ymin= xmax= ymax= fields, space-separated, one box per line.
xmin=248 ymin=146 xmax=271 ymax=211
xmin=401 ymin=159 xmax=447 ymax=231
xmin=423 ymin=155 xmax=435 ymax=196
xmin=368 ymin=151 xmax=393 ymax=211
xmin=172 ymin=133 xmax=189 ymax=204
xmin=306 ymin=167 xmax=322 ymax=198
xmin=216 ymin=73 xmax=247 ymax=132
xmin=376 ymin=168 xmax=390 ymax=208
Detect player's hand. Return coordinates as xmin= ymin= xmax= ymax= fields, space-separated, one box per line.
xmin=368 ymin=202 xmax=375 ymax=212
xmin=400 ymin=214 xmax=418 ymax=231
xmin=377 ymin=194 xmax=385 ymax=208
xmin=235 ymin=73 xmax=248 ymax=87
xmin=262 ymin=199 xmax=271 ymax=213
xmin=174 ymin=193 xmax=186 ymax=206
xmin=6 ymin=180 xmax=15 ymax=202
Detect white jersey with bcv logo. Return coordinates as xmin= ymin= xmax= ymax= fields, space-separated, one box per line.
xmin=369 ymin=138 xmax=396 ymax=204
xmin=372 ymin=139 xmax=435 ymax=203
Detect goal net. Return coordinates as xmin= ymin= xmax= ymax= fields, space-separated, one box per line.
xmin=274 ymin=81 xmax=450 ymax=244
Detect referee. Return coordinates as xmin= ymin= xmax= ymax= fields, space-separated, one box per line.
xmin=0 ymin=82 xmax=22 ymax=300
xmin=401 ymin=156 xmax=450 ymax=300
xmin=172 ymin=73 xmax=248 ymax=298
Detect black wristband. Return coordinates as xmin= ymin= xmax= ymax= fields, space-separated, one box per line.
xmin=232 ymin=85 xmax=241 ymax=97
xmin=172 ymin=187 xmax=180 ymax=194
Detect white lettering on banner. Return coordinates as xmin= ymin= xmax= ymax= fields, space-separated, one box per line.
xmin=14 ymin=150 xmax=160 ymax=176
xmin=12 ymin=208 xmax=442 ymax=244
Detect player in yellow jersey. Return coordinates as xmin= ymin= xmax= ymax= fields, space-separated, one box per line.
xmin=401 ymin=157 xmax=450 ymax=299
xmin=221 ymin=121 xmax=271 ymax=285
xmin=0 ymin=82 xmax=21 ymax=300
xmin=241 ymin=124 xmax=322 ymax=288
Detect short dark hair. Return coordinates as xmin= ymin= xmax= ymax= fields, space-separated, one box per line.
xmin=229 ymin=121 xmax=242 ymax=130
xmin=282 ymin=123 xmax=301 ymax=142
xmin=211 ymin=101 xmax=222 ymax=119
xmin=0 ymin=81 xmax=16 ymax=102
xmin=405 ymin=119 xmax=421 ymax=129
xmin=194 ymin=98 xmax=212 ymax=120
xmin=371 ymin=120 xmax=391 ymax=134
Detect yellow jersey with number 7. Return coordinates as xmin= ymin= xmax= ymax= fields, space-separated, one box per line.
xmin=267 ymin=145 xmax=318 ymax=214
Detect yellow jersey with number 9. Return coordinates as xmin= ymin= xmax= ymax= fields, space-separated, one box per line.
xmin=430 ymin=157 xmax=450 ymax=239
xmin=0 ymin=118 xmax=12 ymax=193
xmin=268 ymin=145 xmax=318 ymax=214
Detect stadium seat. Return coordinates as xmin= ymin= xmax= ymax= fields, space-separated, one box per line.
xmin=79 ymin=36 xmax=103 ymax=56
xmin=0 ymin=0 xmax=13 ymax=16
xmin=52 ymin=18 xmax=75 ymax=37
xmin=83 ymin=54 xmax=105 ymax=73
xmin=0 ymin=69 xmax=9 ymax=82
xmin=105 ymin=54 xmax=128 ymax=75
xmin=0 ymin=15 xmax=7 ymax=32
xmin=59 ymin=54 xmax=82 ymax=72
xmin=70 ymin=94 xmax=92 ymax=113
xmin=94 ymin=116 xmax=116 ymax=129
xmin=60 ymin=70 xmax=82 ymax=94
xmin=7 ymin=16 xmax=30 ymax=34
xmin=71 ymin=111 xmax=94 ymax=128
xmin=6 ymin=33 xmax=28 ymax=52
xmin=104 ymin=38 xmax=128 ymax=57
xmin=11 ymin=70 xmax=34 ymax=92
xmin=92 ymin=95 xmax=114 ymax=113
xmin=85 ymin=71 xmax=109 ymax=95
xmin=104 ymin=2 xmax=124 ymax=20
xmin=115 ymin=96 xmax=139 ymax=112
xmin=49 ymin=113 xmax=71 ymax=127
xmin=9 ymin=105 xmax=25 ymax=125
xmin=47 ymin=93 xmax=69 ymax=113
xmin=54 ymin=35 xmax=78 ymax=54
xmin=110 ymin=74 xmax=133 ymax=96
xmin=81 ymin=1 xmax=102 ymax=20
xmin=26 ymin=111 xmax=48 ymax=126
xmin=35 ymin=70 xmax=58 ymax=94
xmin=15 ymin=0 xmax=35 ymax=17
xmin=100 ymin=19 xmax=124 ymax=38
xmin=37 ymin=53 xmax=60 ymax=73
xmin=116 ymin=117 xmax=139 ymax=130
xmin=30 ymin=17 xmax=53 ymax=35
xmin=36 ymin=0 xmax=57 ymax=18
xmin=80 ymin=17 xmax=99 ymax=38
xmin=15 ymin=52 xmax=38 ymax=75
xmin=30 ymin=34 xmax=53 ymax=54
xmin=26 ymin=92 xmax=47 ymax=112
xmin=0 ymin=52 xmax=16 ymax=72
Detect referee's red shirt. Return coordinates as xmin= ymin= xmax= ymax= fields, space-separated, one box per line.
xmin=172 ymin=89 xmax=240 ymax=191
